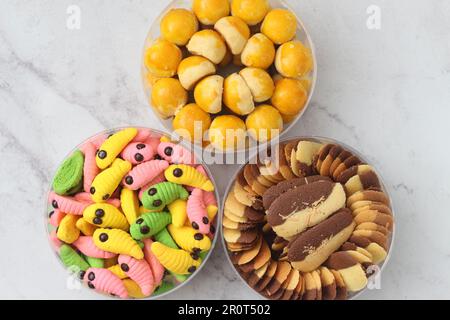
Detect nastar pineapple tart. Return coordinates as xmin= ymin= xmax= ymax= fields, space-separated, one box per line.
xmin=143 ymin=0 xmax=314 ymax=149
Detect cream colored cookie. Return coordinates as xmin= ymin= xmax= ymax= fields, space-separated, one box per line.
xmin=214 ymin=16 xmax=250 ymax=55
xmin=187 ymin=29 xmax=227 ymax=64
xmin=177 ymin=56 xmax=216 ymax=90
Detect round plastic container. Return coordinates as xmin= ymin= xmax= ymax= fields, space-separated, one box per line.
xmin=220 ymin=136 xmax=395 ymax=300
xmin=45 ymin=127 xmax=221 ymax=299
xmin=141 ymin=0 xmax=317 ymax=153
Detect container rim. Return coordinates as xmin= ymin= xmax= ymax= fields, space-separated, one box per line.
xmin=44 ymin=126 xmax=222 ymax=300
xmin=140 ymin=0 xmax=318 ymax=156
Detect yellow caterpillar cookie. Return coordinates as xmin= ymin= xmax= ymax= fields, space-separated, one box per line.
xmin=75 ymin=218 xmax=97 ymax=236
xmin=93 ymin=228 xmax=143 ymax=259
xmin=90 ymin=159 xmax=132 ymax=203
xmin=83 ymin=203 xmax=129 ymax=230
xmin=123 ymin=279 xmax=147 ymax=299
xmin=167 ymin=199 xmax=188 ymax=227
xmin=96 ymin=128 xmax=138 ymax=169
xmin=57 ymin=214 xmax=80 ymax=244
xmin=120 ymin=188 xmax=140 ymax=224
xmin=168 ymin=225 xmax=211 ymax=253
xmin=151 ymin=242 xmax=201 ymax=275
xmin=108 ymin=264 xmax=128 ymax=279
xmin=164 ymin=165 xmax=214 ymax=192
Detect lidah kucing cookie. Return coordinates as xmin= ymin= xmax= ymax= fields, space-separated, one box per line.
xmin=266 ymin=179 xmax=346 ymax=238
xmin=222 ymin=138 xmax=393 ymax=299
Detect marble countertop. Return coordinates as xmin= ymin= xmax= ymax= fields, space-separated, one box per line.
xmin=1 ymin=0 xmax=449 ymax=300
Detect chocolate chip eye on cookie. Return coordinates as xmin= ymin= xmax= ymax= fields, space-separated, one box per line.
xmin=222 ymin=138 xmax=394 ymax=300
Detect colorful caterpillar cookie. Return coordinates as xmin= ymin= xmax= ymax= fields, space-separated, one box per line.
xmin=141 ymin=182 xmax=189 ymax=211
xmin=168 ymin=199 xmax=188 ymax=227
xmin=167 ymin=225 xmax=212 ymax=253
xmin=96 ymin=128 xmax=137 ymax=169
xmin=49 ymin=192 xmax=88 ymax=216
xmin=120 ymin=188 xmax=140 ymax=224
xmin=118 ymin=255 xmax=155 ymax=296
xmin=48 ymin=128 xmax=218 ymax=298
xmin=165 ymin=165 xmax=214 ymax=192
xmin=122 ymin=160 xmax=169 ymax=190
xmin=83 ymin=268 xmax=128 ymax=298
xmin=90 ymin=158 xmax=132 ymax=202
xmin=187 ymin=188 xmax=211 ymax=234
xmin=130 ymin=212 xmax=172 ymax=240
xmin=52 ymin=150 xmax=84 ymax=196
xmin=57 ymin=214 xmax=80 ymax=244
xmin=83 ymin=203 xmax=129 ymax=230
xmin=121 ymin=142 xmax=155 ymax=165
xmin=80 ymin=142 xmax=100 ymax=192
xmin=151 ymin=242 xmax=202 ymax=275
xmin=93 ymin=228 xmax=143 ymax=259
xmin=73 ymin=236 xmax=117 ymax=259
xmin=157 ymin=142 xmax=195 ymax=165
xmin=143 ymin=239 xmax=165 ymax=286
xmin=59 ymin=244 xmax=89 ymax=274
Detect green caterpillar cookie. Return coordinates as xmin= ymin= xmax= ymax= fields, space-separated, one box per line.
xmin=130 ymin=212 xmax=172 ymax=240
xmin=155 ymin=228 xmax=178 ymax=249
xmin=153 ymin=281 xmax=175 ymax=296
xmin=59 ymin=244 xmax=89 ymax=274
xmin=141 ymin=182 xmax=189 ymax=211
xmin=83 ymin=255 xmax=104 ymax=268
xmin=52 ymin=150 xmax=84 ymax=195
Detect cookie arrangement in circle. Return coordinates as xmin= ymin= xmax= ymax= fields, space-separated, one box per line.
xmin=142 ymin=0 xmax=314 ymax=150
xmin=46 ymin=128 xmax=218 ymax=299
xmin=222 ymin=138 xmax=394 ymax=300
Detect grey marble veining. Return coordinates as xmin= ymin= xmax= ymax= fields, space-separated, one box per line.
xmin=0 ymin=0 xmax=449 ymax=299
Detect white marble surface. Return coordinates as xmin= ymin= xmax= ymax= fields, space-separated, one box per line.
xmin=0 ymin=0 xmax=449 ymax=300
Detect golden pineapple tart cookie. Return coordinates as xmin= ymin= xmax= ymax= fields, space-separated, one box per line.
xmin=214 ymin=16 xmax=250 ymax=55
xmin=231 ymin=0 xmax=270 ymax=26
xmin=172 ymin=103 xmax=211 ymax=142
xmin=193 ymin=0 xmax=230 ymax=25
xmin=161 ymin=8 xmax=199 ymax=46
xmin=194 ymin=75 xmax=224 ymax=114
xmin=144 ymin=39 xmax=182 ymax=77
xmin=177 ymin=56 xmax=216 ymax=90
xmin=142 ymin=0 xmax=315 ymax=149
xmin=223 ymin=72 xmax=255 ymax=115
xmin=222 ymin=138 xmax=394 ymax=299
xmin=275 ymin=40 xmax=313 ymax=78
xmin=186 ymin=30 xmax=227 ymax=64
xmin=209 ymin=115 xmax=247 ymax=151
xmin=245 ymin=105 xmax=283 ymax=142
xmin=151 ymin=78 xmax=188 ymax=119
xmin=271 ymin=77 xmax=308 ymax=116
xmin=261 ymin=9 xmax=297 ymax=44
xmin=239 ymin=67 xmax=274 ymax=103
xmin=241 ymin=33 xmax=275 ymax=69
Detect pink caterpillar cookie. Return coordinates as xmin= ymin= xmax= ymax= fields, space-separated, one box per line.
xmin=122 ymin=159 xmax=169 ymax=190
xmin=131 ymin=129 xmax=152 ymax=143
xmin=83 ymin=268 xmax=128 ymax=298
xmin=49 ymin=209 xmax=66 ymax=227
xmin=157 ymin=142 xmax=195 ymax=165
xmin=187 ymin=188 xmax=210 ymax=234
xmin=118 ymin=255 xmax=155 ymax=296
xmin=73 ymin=236 xmax=117 ymax=259
xmin=143 ymin=239 xmax=164 ymax=286
xmin=49 ymin=192 xmax=88 ymax=216
xmin=121 ymin=142 xmax=155 ymax=165
xmin=74 ymin=192 xmax=121 ymax=208
xmin=49 ymin=229 xmax=63 ymax=249
xmin=80 ymin=142 xmax=100 ymax=192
